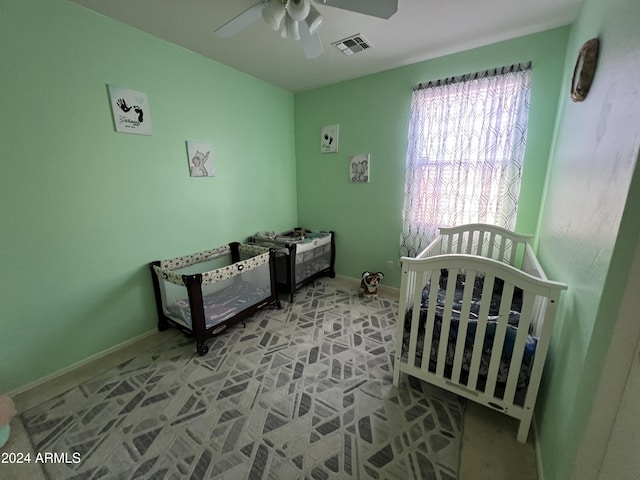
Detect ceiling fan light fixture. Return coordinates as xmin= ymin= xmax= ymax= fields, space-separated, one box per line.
xmin=287 ymin=0 xmax=310 ymax=21
xmin=280 ymin=15 xmax=301 ymax=40
xmin=304 ymin=5 xmax=323 ymax=35
xmin=262 ymin=0 xmax=286 ymax=31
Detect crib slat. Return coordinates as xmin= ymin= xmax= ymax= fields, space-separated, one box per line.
xmin=454 ymin=233 xmax=463 ymax=254
xmin=487 ymin=232 xmax=496 ymax=259
xmin=498 ymin=235 xmax=508 ymax=263
xmin=421 ymin=271 xmax=441 ymax=371
xmin=395 ymin=267 xmax=414 ymax=386
xmin=451 ymin=270 xmax=477 ymax=384
xmin=504 ymin=291 xmax=535 ymax=404
xmin=508 ymin=240 xmax=518 ymax=266
xmin=436 ymin=268 xmax=459 ymax=377
xmin=465 ymin=231 xmax=474 ymax=254
xmin=467 ymin=274 xmax=495 ymax=391
xmin=446 ymin=234 xmax=454 ymax=254
xmin=407 ymin=271 xmax=428 ymax=364
xmin=529 ymin=295 xmax=545 ymax=337
xmin=404 ymin=268 xmax=416 ymax=308
xmin=485 ymin=282 xmax=515 ymax=396
xmin=475 ymin=230 xmax=485 ymax=257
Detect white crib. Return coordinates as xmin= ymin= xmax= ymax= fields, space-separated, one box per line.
xmin=393 ymin=223 xmax=567 ymax=442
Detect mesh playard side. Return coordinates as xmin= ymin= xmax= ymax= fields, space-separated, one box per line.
xmin=250 ymin=229 xmax=336 ymax=302
xmin=150 ymin=242 xmax=281 ymax=355
xmin=393 ymin=224 xmax=567 ymax=443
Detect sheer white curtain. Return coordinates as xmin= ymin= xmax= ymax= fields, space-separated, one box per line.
xmin=400 ymin=63 xmax=532 ymax=257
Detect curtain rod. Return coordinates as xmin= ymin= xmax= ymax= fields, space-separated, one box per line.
xmin=414 ymin=61 xmax=532 ymax=91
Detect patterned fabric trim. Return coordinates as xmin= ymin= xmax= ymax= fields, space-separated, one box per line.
xmin=153 ymin=265 xmax=185 ymax=286
xmin=159 ymin=245 xmax=230 ymax=270
xmin=238 ymin=244 xmax=270 ymax=257
xmin=154 ymin=244 xmax=271 ymax=286
xmin=200 ymin=251 xmax=269 ymax=286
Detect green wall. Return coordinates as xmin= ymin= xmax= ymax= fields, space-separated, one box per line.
xmin=294 ymin=27 xmax=570 ymax=288
xmin=534 ymin=0 xmax=640 ymax=477
xmin=0 ymin=0 xmax=297 ymax=393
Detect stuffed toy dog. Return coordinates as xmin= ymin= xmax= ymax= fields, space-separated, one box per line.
xmin=285 ymin=228 xmax=309 ymax=240
xmin=361 ymin=271 xmax=384 ymax=296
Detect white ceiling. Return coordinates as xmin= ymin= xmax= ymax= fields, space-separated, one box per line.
xmin=69 ymin=0 xmax=583 ymax=92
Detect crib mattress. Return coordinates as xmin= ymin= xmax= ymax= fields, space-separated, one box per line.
xmin=166 ymin=280 xmax=269 ymax=331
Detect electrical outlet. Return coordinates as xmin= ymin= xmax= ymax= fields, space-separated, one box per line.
xmin=386 ymin=260 xmax=394 ymax=270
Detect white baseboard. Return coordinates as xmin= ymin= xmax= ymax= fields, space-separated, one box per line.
xmin=8 ymin=329 xmax=157 ymax=397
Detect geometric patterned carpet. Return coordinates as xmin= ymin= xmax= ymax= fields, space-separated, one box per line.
xmin=22 ymin=281 xmax=465 ymax=479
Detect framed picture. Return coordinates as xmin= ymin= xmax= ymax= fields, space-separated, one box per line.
xmin=320 ymin=124 xmax=339 ymax=153
xmin=349 ymin=153 xmax=370 ymax=183
xmin=107 ymin=85 xmax=152 ymax=135
xmin=186 ymin=141 xmax=215 ymax=177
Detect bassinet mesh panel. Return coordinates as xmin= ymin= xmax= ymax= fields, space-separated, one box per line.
xmin=273 ymin=238 xmax=332 ymax=287
xmin=250 ymin=230 xmax=335 ymax=301
xmin=166 ymin=266 xmax=271 ymax=330
xmin=157 ymin=248 xmax=272 ymax=329
xmin=292 ymin=240 xmax=332 ymax=285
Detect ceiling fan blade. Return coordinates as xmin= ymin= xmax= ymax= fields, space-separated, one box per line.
xmin=214 ymin=2 xmax=265 ymax=38
xmin=316 ymin=0 xmax=398 ymax=19
xmin=300 ymin=21 xmax=324 ymax=59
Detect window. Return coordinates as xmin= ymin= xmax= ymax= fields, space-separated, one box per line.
xmin=400 ymin=63 xmax=532 ymax=257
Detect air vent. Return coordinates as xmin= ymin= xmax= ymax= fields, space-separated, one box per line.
xmin=332 ymin=34 xmax=372 ymax=56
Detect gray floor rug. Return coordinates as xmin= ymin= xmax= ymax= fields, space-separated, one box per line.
xmin=22 ymin=281 xmax=465 ymax=479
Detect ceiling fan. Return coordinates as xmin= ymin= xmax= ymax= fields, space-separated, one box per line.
xmin=214 ymin=0 xmax=398 ymax=59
